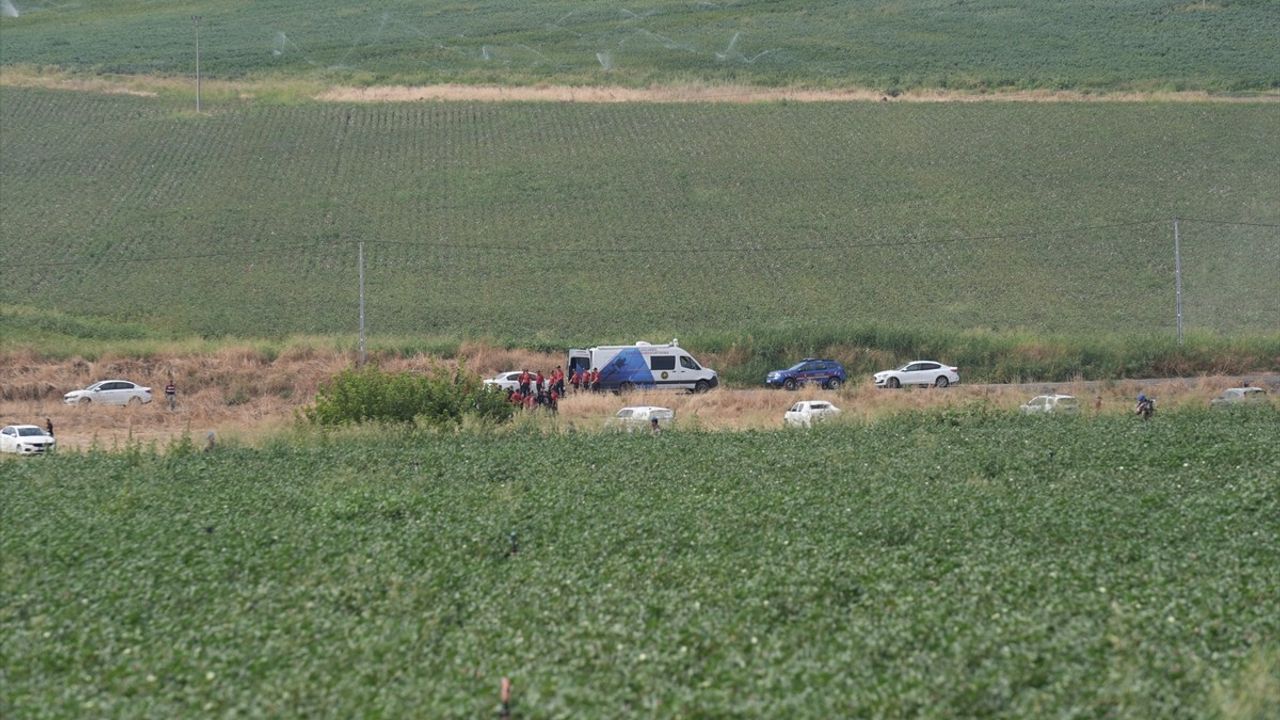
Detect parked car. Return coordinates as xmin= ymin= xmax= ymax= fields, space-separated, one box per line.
xmin=1210 ymin=387 xmax=1268 ymax=408
xmin=63 ymin=380 xmax=153 ymax=406
xmin=783 ymin=400 xmax=841 ymax=427
xmin=873 ymin=361 xmax=960 ymax=389
xmin=1020 ymin=394 xmax=1080 ymax=415
xmin=765 ymin=359 xmax=846 ymax=390
xmin=610 ymin=406 xmax=675 ymax=431
xmin=0 ymin=425 xmax=56 ymax=454
xmin=484 ymin=371 xmax=529 ymax=392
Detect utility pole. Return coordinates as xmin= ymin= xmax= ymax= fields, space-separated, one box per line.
xmin=358 ymin=241 xmax=367 ymax=366
xmin=1173 ymin=217 xmax=1184 ymax=345
xmin=192 ymin=15 xmax=202 ymax=113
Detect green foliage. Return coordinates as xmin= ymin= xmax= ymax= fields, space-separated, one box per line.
xmin=2 ymin=411 xmax=1277 ymax=716
xmin=1 ymin=1 xmax=1278 ymax=92
xmin=304 ymin=364 xmax=513 ymax=427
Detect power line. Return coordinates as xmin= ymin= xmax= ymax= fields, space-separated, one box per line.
xmin=4 ymin=217 xmax=1263 ymax=269
xmin=360 ymin=218 xmax=1167 ymax=254
xmin=4 ymin=242 xmax=332 ymax=269
xmin=1177 ymin=217 xmax=1280 ymax=229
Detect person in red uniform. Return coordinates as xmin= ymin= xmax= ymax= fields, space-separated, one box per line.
xmin=571 ymin=368 xmax=583 ymax=392
xmin=535 ymin=371 xmax=545 ymax=393
xmin=518 ymin=369 xmax=531 ymax=395
xmin=590 ymin=368 xmax=601 ymax=393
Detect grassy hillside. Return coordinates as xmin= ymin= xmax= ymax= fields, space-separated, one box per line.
xmin=1 ymin=1 xmax=1278 ymax=92
xmin=4 ymin=412 xmax=1278 ymax=717
xmin=1 ymin=87 xmax=1277 ymax=369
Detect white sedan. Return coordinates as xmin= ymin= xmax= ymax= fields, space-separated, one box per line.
xmin=484 ymin=371 xmax=531 ymax=392
xmin=64 ymin=379 xmax=153 ymax=406
xmin=1 ymin=425 xmax=56 ymax=454
xmin=610 ymin=406 xmax=675 ymax=431
xmin=1020 ymin=394 xmax=1080 ymax=415
xmin=1210 ymin=387 xmax=1268 ymax=408
xmin=784 ymin=400 xmax=841 ymax=427
xmin=873 ymin=361 xmax=960 ymax=389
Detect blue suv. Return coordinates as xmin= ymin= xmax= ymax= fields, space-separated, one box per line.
xmin=765 ymin=359 xmax=846 ymax=391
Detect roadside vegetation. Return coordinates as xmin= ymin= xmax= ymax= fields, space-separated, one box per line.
xmin=3 ymin=411 xmax=1277 ymax=717
xmin=2 ymin=1 xmax=1278 ymax=93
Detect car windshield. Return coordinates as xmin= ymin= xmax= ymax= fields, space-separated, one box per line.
xmin=1058 ymin=397 xmax=1078 ymax=405
xmin=18 ymin=427 xmax=45 ymax=436
xmin=616 ymin=409 xmax=634 ymax=418
xmin=787 ymin=362 xmax=809 ymax=371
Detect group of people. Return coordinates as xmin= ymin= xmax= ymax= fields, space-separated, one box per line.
xmin=505 ymin=366 xmax=605 ymax=411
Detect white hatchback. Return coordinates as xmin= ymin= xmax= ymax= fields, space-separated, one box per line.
xmin=784 ymin=400 xmax=841 ymax=427
xmin=1 ymin=425 xmax=56 ymax=454
xmin=1020 ymin=394 xmax=1080 ymax=415
xmin=873 ymin=361 xmax=960 ymax=389
xmin=64 ymin=380 xmax=153 ymax=406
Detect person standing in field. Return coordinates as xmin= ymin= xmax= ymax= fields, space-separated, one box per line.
xmin=518 ymin=369 xmax=531 ymax=396
xmin=535 ymin=370 xmax=545 ymax=393
xmin=571 ymin=368 xmax=583 ymax=393
xmin=45 ymin=418 xmax=54 ymax=437
xmin=165 ymin=380 xmax=177 ymax=411
xmin=590 ymin=368 xmax=601 ymax=393
xmin=553 ymin=366 xmax=566 ymax=396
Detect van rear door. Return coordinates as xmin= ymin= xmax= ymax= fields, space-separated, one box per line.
xmin=568 ymin=350 xmax=590 ymax=376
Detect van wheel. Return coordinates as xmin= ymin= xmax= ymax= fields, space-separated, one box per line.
xmin=826 ymin=377 xmax=842 ymax=390
xmin=694 ymin=380 xmax=711 ymax=394
xmin=618 ymin=382 xmax=635 ymax=394
xmin=935 ymin=376 xmax=950 ymax=388
xmin=783 ymin=378 xmax=798 ymax=391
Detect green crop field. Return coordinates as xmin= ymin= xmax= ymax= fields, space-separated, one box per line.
xmin=3 ymin=411 xmax=1278 ymax=717
xmin=2 ymin=86 xmax=1278 ymax=379
xmin=2 ymin=1 xmax=1278 ymax=92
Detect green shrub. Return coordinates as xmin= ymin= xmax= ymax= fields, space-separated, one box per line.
xmin=303 ymin=364 xmax=513 ymax=427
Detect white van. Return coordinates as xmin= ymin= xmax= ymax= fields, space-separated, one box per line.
xmin=568 ymin=339 xmax=718 ymax=393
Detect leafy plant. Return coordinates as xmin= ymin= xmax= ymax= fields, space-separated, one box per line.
xmin=303 ymin=363 xmax=513 ymax=426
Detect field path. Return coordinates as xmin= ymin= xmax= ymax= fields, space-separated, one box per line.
xmin=3 ymin=70 xmax=1279 ymax=104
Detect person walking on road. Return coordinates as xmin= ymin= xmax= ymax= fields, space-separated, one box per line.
xmin=165 ymin=380 xmax=177 ymax=411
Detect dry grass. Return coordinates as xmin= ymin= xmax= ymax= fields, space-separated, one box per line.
xmin=1 ymin=345 xmax=1269 ymax=452
xmin=316 ymin=84 xmax=1280 ymax=105
xmin=3 ymin=67 xmax=1277 ymax=105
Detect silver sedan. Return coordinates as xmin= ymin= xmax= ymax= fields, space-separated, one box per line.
xmin=64 ymin=380 xmax=153 ymax=406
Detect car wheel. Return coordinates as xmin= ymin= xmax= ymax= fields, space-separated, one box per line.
xmin=783 ymin=378 xmax=798 ymax=391
xmin=694 ymin=380 xmax=711 ymax=394
xmin=78 ymin=397 xmax=92 ymax=406
xmin=935 ymin=376 xmax=950 ymax=388
xmin=887 ymin=377 xmax=900 ymax=389
xmin=826 ymin=377 xmax=842 ymax=391
xmin=128 ymin=396 xmax=143 ymax=407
